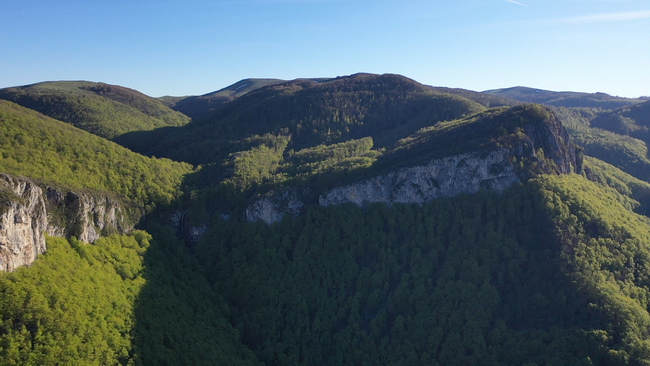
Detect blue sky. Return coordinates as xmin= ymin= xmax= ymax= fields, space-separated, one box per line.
xmin=1 ymin=0 xmax=648 ymax=97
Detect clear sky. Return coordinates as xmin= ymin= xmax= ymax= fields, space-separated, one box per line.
xmin=1 ymin=0 xmax=648 ymax=98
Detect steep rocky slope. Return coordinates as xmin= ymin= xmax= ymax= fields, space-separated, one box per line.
xmin=246 ymin=104 xmax=583 ymax=224
xmin=0 ymin=173 xmax=132 ymax=271
xmin=0 ymin=174 xmax=47 ymax=272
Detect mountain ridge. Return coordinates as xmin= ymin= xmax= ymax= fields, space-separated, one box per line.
xmin=0 ymin=81 xmax=190 ymax=139
xmin=2 ymin=73 xmax=650 ymax=364
xmin=484 ymin=85 xmax=644 ymax=109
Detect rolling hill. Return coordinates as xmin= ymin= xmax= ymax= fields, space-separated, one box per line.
xmin=0 ymin=81 xmax=191 ymax=139
xmin=485 ymin=86 xmax=644 ymax=109
xmin=120 ymin=73 xmax=489 ymax=165
xmin=591 ymin=100 xmax=650 ymax=144
xmin=1 ymin=74 xmax=650 ymax=365
xmin=0 ymin=99 xmax=192 ymax=209
xmin=163 ymin=78 xmax=296 ymax=119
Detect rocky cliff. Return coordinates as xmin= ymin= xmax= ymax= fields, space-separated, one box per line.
xmin=0 ymin=173 xmax=133 ymax=271
xmin=246 ymin=107 xmax=583 ymax=224
xmin=0 ymin=174 xmax=47 ymax=272
xmin=45 ymin=187 xmax=133 ymax=243
xmin=319 ymin=149 xmax=519 ymax=207
xmin=245 ymin=189 xmax=308 ymax=225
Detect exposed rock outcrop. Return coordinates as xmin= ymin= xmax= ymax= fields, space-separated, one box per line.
xmin=246 ymin=108 xmax=583 ymax=224
xmin=245 ymin=189 xmax=307 ymax=224
xmin=319 ymin=149 xmax=519 ymax=207
xmin=0 ymin=174 xmax=47 ymax=272
xmin=0 ymin=174 xmax=133 ymax=271
xmin=45 ymin=188 xmax=133 ymax=244
xmin=519 ymin=112 xmax=582 ymax=175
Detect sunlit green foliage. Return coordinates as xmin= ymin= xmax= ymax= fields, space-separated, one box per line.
xmin=0 ymin=230 xmax=259 ymax=366
xmin=0 ymin=100 xmax=192 ymax=210
xmin=224 ymin=134 xmax=291 ymax=190
xmin=533 ymin=174 xmax=650 ymax=362
xmin=0 ymin=234 xmax=148 ymax=365
xmin=0 ymin=81 xmax=190 ymax=139
xmin=281 ymin=136 xmax=380 ymax=178
xmin=583 ymin=157 xmax=650 ymax=216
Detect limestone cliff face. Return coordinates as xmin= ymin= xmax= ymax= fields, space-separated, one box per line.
xmin=246 ymin=110 xmax=583 ymax=225
xmin=519 ymin=112 xmax=582 ymax=175
xmin=0 ymin=174 xmax=133 ymax=272
xmin=0 ymin=174 xmax=47 ymax=272
xmin=45 ymin=187 xmax=133 ymax=244
xmin=319 ymin=149 xmax=519 ymax=207
xmin=245 ymin=189 xmax=307 ymax=224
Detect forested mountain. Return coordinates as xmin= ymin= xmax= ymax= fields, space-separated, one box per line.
xmin=118 ymin=73 xmax=488 ymax=164
xmin=163 ymin=78 xmax=295 ymax=119
xmin=0 ymin=100 xmax=191 ymax=210
xmin=591 ymin=101 xmax=650 ymax=145
xmin=492 ymin=87 xmax=650 ymax=189
xmin=1 ymin=73 xmax=650 ymax=365
xmin=0 ymin=81 xmax=190 ymax=139
xmin=485 ymin=86 xmax=644 ymax=109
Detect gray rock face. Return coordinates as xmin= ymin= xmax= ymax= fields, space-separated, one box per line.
xmin=45 ymin=189 xmax=132 ymax=244
xmin=0 ymin=173 xmax=133 ymax=272
xmin=0 ymin=174 xmax=47 ymax=272
xmin=319 ymin=149 xmax=519 ymax=207
xmin=245 ymin=189 xmax=306 ymax=225
xmin=520 ymin=114 xmax=582 ymax=175
xmin=245 ymin=111 xmax=583 ymax=224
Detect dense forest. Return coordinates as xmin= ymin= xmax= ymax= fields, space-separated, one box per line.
xmin=0 ymin=81 xmax=190 ymax=139
xmin=1 ymin=73 xmax=650 ymax=365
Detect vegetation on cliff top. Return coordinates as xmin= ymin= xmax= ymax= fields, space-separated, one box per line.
xmin=2 ymin=74 xmax=650 ymax=365
xmin=0 ymin=100 xmax=192 ymax=210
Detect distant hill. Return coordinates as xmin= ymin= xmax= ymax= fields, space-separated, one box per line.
xmin=485 ymin=86 xmax=643 ymax=109
xmin=163 ymin=77 xmax=519 ymax=120
xmin=163 ymin=78 xmax=289 ymax=119
xmin=0 ymin=100 xmax=192 ymax=209
xmin=123 ymin=73 xmax=488 ymax=165
xmin=591 ymin=100 xmax=650 ymax=142
xmin=0 ymin=81 xmax=190 ymax=139
xmin=430 ymin=86 xmax=519 ymax=108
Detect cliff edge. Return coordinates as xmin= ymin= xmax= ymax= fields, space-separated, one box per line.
xmin=246 ymin=105 xmax=583 ymax=224
xmin=0 ymin=173 xmax=134 ymax=271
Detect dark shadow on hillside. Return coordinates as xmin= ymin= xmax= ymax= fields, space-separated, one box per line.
xmin=112 ymin=126 xmax=180 ymax=157
xmin=129 ymin=221 xmax=259 ymax=365
xmin=187 ymin=185 xmax=635 ymax=365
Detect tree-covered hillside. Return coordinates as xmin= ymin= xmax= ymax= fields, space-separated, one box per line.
xmin=552 ymin=106 xmax=650 ymax=183
xmin=591 ymin=101 xmax=650 ymax=146
xmin=3 ymin=172 xmax=650 ymax=365
xmin=164 ymin=78 xmax=290 ymax=119
xmin=485 ymin=86 xmax=643 ymax=109
xmin=0 ymin=81 xmax=190 ymax=139
xmin=0 ymin=229 xmax=259 ymax=365
xmin=191 ymin=173 xmax=650 ymax=365
xmin=0 ymin=100 xmax=192 ymax=211
xmin=2 ymin=74 xmax=650 ymax=365
xmin=118 ymin=73 xmax=488 ymax=165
